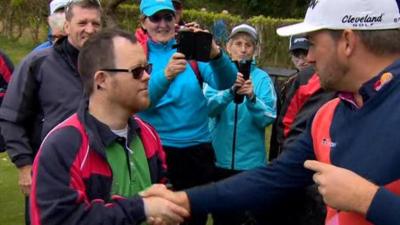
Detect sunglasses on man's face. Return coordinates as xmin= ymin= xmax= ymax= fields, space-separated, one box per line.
xmin=101 ymin=63 xmax=152 ymax=80
xmin=148 ymin=13 xmax=175 ymax=23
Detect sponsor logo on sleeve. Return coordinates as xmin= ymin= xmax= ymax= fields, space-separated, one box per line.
xmin=322 ymin=138 xmax=337 ymax=148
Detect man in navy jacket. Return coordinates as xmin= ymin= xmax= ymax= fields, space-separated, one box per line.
xmin=31 ymin=29 xmax=188 ymax=225
xmin=142 ymin=0 xmax=400 ymax=224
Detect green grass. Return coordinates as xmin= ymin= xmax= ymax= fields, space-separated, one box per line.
xmin=0 ymin=153 xmax=24 ymax=225
xmin=0 ymin=35 xmax=35 ymax=225
xmin=0 ymin=35 xmax=37 ymax=65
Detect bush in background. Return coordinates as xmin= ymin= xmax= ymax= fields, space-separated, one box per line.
xmin=0 ymin=0 xmax=47 ymax=42
xmin=0 ymin=2 xmax=301 ymax=68
xmin=116 ymin=4 xmax=300 ymax=68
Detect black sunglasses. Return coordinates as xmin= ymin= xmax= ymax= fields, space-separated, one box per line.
xmin=101 ymin=64 xmax=152 ymax=80
xmin=148 ymin=13 xmax=174 ymax=23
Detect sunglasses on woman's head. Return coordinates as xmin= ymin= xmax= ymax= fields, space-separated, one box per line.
xmin=148 ymin=13 xmax=174 ymax=23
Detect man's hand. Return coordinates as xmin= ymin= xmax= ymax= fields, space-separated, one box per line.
xmin=304 ymin=160 xmax=379 ymax=214
xmin=143 ymin=196 xmax=189 ymax=225
xmin=141 ymin=184 xmax=191 ymax=212
xmin=165 ymin=53 xmax=187 ymax=81
xmin=18 ymin=165 xmax=32 ymax=196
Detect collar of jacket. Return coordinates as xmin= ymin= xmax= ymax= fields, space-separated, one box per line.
xmin=76 ymin=99 xmax=141 ymax=158
xmin=148 ymin=37 xmax=176 ymax=50
xmin=54 ymin=37 xmax=80 ymax=75
xmin=339 ymin=59 xmax=400 ymax=107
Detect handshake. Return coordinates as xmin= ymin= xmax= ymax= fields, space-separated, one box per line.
xmin=141 ymin=184 xmax=191 ymax=225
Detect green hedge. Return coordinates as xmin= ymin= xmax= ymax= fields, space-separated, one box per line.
xmin=116 ymin=4 xmax=301 ymax=68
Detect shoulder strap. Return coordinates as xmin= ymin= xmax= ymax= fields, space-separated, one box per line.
xmin=188 ymin=60 xmax=203 ymax=88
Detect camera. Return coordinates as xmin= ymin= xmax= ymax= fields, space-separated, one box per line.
xmin=233 ymin=59 xmax=252 ymax=104
xmin=175 ymin=29 xmax=213 ymax=62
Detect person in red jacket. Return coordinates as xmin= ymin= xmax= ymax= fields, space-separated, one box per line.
xmin=30 ymin=29 xmax=188 ymax=225
xmin=269 ymin=36 xmax=335 ymax=225
xmin=0 ymin=50 xmax=14 ymax=152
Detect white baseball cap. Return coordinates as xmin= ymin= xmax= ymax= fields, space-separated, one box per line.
xmin=229 ymin=24 xmax=258 ymax=42
xmin=50 ymin=0 xmax=69 ymax=15
xmin=277 ymin=0 xmax=400 ymax=36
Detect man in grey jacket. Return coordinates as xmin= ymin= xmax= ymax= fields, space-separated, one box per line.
xmin=0 ymin=0 xmax=102 ymax=224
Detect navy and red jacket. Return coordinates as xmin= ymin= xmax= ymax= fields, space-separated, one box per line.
xmin=0 ymin=50 xmax=14 ymax=151
xmin=0 ymin=50 xmax=13 ymax=103
xmin=187 ymin=59 xmax=400 ymax=225
xmin=31 ymin=104 xmax=167 ymax=225
xmin=270 ymin=66 xmax=335 ymax=159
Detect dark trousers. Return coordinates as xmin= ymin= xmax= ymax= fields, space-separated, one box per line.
xmin=261 ymin=185 xmax=326 ymax=225
xmin=163 ymin=143 xmax=216 ymax=225
xmin=213 ymin=167 xmax=269 ymax=225
xmin=25 ymin=196 xmax=31 ymax=225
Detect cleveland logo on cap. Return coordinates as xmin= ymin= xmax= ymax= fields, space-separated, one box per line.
xmin=308 ymin=0 xmax=319 ymax=9
xmin=342 ymin=14 xmax=384 ymax=27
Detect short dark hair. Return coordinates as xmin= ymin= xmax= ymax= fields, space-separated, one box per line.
xmin=65 ymin=0 xmax=102 ymax=21
xmin=78 ymin=29 xmax=137 ymax=96
xmin=328 ymin=29 xmax=400 ymax=56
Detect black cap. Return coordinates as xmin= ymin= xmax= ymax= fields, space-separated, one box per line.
xmin=289 ymin=34 xmax=309 ymax=52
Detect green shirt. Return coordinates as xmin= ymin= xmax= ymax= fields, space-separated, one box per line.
xmin=105 ymin=136 xmax=152 ymax=197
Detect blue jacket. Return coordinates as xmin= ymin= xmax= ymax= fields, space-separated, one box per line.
xmin=138 ymin=39 xmax=237 ymax=147
xmin=187 ymin=59 xmax=400 ymax=225
xmin=33 ymin=41 xmax=52 ymax=52
xmin=204 ymin=64 xmax=277 ymax=170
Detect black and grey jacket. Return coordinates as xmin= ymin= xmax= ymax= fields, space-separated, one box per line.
xmin=0 ymin=37 xmax=84 ymax=167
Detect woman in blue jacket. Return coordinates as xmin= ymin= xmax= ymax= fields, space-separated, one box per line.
xmin=136 ymin=1 xmax=237 ymax=224
xmin=204 ymin=24 xmax=277 ymax=225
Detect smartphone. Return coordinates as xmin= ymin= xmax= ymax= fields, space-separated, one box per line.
xmin=234 ymin=60 xmax=252 ymax=104
xmin=176 ymin=30 xmax=212 ymax=62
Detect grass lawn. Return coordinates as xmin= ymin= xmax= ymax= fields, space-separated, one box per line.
xmin=0 ymin=36 xmax=37 ymax=65
xmin=0 ymin=35 xmax=36 ymax=225
xmin=0 ymin=153 xmax=24 ymax=225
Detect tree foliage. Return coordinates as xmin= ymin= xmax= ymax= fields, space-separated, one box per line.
xmin=0 ymin=0 xmax=47 ymax=41
xmin=184 ymin=0 xmax=309 ymax=18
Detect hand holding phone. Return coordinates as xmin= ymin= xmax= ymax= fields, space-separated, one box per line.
xmin=233 ymin=60 xmax=252 ymax=104
xmin=164 ymin=53 xmax=187 ymax=81
xmin=175 ymin=30 xmax=213 ymax=62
